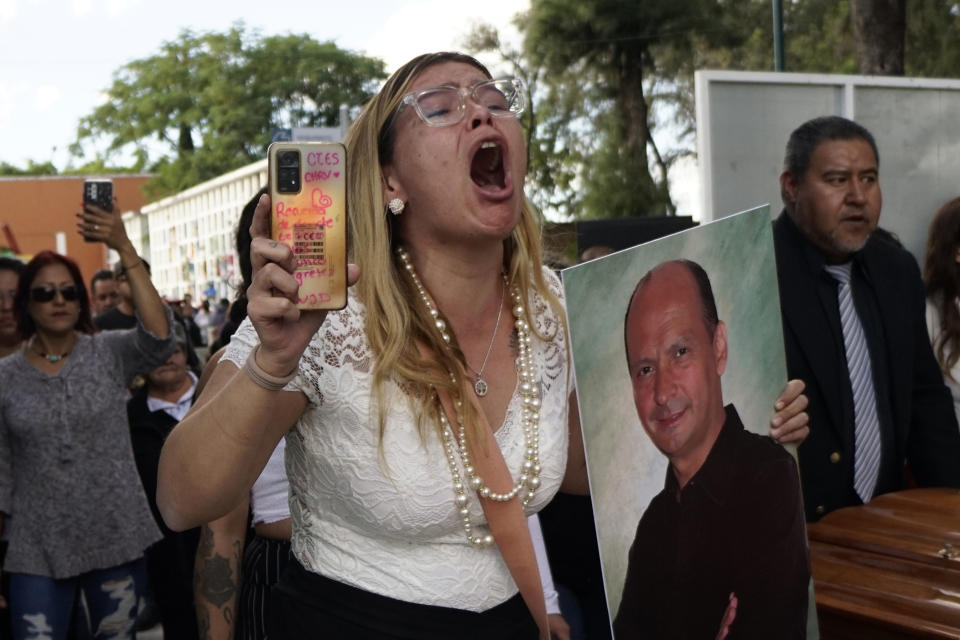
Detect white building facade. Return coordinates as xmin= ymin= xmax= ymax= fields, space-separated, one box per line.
xmin=125 ymin=159 xmax=267 ymax=302
xmin=121 ymin=114 xmax=349 ymax=302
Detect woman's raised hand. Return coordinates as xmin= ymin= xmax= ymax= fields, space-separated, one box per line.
xmin=76 ymin=197 xmax=131 ymax=251
xmin=246 ymin=193 xmax=359 ymax=376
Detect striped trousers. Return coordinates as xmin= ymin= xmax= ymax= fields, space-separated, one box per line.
xmin=236 ymin=536 xmax=293 ymax=640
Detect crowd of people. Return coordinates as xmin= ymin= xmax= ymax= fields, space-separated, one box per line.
xmin=0 ymin=50 xmax=957 ymax=640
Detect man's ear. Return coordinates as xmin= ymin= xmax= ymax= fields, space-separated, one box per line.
xmin=713 ymin=320 xmax=728 ymax=377
xmin=780 ymin=170 xmax=798 ymax=212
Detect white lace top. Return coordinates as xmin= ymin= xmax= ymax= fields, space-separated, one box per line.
xmin=223 ymin=268 xmax=570 ymax=611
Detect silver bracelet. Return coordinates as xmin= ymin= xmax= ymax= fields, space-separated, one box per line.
xmin=244 ymin=345 xmax=297 ymax=391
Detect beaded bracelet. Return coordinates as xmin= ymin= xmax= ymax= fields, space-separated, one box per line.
xmin=244 ymin=345 xmax=297 ymax=391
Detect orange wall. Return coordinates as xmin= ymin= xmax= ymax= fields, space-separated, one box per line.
xmin=0 ymin=175 xmax=152 ymax=285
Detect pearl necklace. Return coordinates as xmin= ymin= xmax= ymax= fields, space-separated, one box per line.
xmin=396 ymin=247 xmax=542 ymax=547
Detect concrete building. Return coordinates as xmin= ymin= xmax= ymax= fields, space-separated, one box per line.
xmin=129 ymin=118 xmax=348 ymax=302
xmin=127 ymin=159 xmax=267 ymax=302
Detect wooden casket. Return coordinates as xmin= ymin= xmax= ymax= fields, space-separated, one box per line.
xmin=807 ymin=488 xmax=960 ymax=639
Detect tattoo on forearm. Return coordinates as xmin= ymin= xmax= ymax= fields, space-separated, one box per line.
xmin=195 ymin=524 xmax=243 ymax=638
xmin=198 ymin=553 xmax=238 ymax=607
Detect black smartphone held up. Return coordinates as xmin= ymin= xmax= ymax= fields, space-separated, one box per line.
xmin=83 ymin=179 xmax=114 ymax=213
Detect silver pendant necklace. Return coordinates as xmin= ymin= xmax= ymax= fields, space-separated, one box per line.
xmin=396 ymin=246 xmax=542 ymax=546
xmin=469 ymin=278 xmax=505 ymax=397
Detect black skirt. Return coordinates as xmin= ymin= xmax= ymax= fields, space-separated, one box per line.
xmin=268 ymin=558 xmax=538 ymax=639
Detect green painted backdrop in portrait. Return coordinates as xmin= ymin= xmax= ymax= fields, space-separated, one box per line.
xmin=562 ymin=205 xmax=795 ymax=616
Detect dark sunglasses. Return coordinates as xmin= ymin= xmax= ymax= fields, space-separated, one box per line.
xmin=30 ymin=284 xmax=80 ymax=303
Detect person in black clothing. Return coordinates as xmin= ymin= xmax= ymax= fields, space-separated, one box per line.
xmin=537 ymin=494 xmax=610 ymax=640
xmin=774 ymin=116 xmax=960 ymax=522
xmin=178 ymin=298 xmax=205 ymax=348
xmin=613 ymin=260 xmax=809 ymax=639
xmin=128 ymin=323 xmax=201 ymax=640
xmin=93 ymin=260 xmax=146 ymax=330
xmin=89 ymin=269 xmax=119 ymax=315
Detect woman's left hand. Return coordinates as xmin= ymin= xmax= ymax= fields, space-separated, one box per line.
xmin=770 ymin=380 xmax=810 ymax=445
xmin=76 ymin=198 xmax=130 ymax=250
xmin=770 ymin=378 xmax=809 ymax=445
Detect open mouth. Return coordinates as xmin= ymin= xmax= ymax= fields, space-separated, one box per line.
xmin=470 ymin=141 xmax=506 ymax=190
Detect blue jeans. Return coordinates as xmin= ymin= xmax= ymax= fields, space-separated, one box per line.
xmin=9 ymin=558 xmax=146 ymax=640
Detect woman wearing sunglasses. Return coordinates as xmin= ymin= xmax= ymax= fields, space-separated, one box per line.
xmin=0 ymin=201 xmax=174 ymax=639
xmin=158 ymin=52 xmax=809 ymax=639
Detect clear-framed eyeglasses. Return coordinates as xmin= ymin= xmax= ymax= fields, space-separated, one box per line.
xmin=399 ymin=77 xmax=526 ymax=127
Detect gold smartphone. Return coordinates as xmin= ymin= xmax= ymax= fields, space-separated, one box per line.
xmin=268 ymin=142 xmax=348 ymax=310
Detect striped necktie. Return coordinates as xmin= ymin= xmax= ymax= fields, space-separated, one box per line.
xmin=824 ymin=263 xmax=881 ymax=503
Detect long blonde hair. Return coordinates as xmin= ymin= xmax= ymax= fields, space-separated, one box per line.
xmin=343 ymin=52 xmax=565 ymax=441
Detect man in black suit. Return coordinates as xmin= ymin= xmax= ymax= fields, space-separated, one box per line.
xmin=774 ymin=115 xmax=960 ymax=521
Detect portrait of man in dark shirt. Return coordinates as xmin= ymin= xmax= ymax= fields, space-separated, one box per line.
xmin=612 ymin=259 xmax=810 ymax=639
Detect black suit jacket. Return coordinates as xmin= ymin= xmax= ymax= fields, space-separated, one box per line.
xmin=773 ymin=211 xmax=960 ymax=521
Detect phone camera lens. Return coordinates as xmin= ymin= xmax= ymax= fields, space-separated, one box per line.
xmin=278 ymin=150 xmax=300 ymax=168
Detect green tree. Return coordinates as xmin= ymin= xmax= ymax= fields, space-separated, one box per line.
xmin=464 ymin=19 xmax=586 ymax=218
xmin=851 ymin=0 xmax=907 ymax=74
xmin=72 ymin=23 xmax=386 ymax=197
xmin=489 ymin=0 xmax=765 ymax=219
xmin=0 ymin=160 xmax=59 ymax=176
xmin=777 ymin=0 xmax=960 ymax=77
xmin=523 ymin=0 xmax=684 ymax=218
xmin=471 ymin=0 xmax=959 ymax=220
xmin=905 ymin=0 xmax=960 ymax=76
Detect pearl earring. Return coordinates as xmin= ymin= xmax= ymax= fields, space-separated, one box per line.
xmin=388 ymin=198 xmax=405 ymax=215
